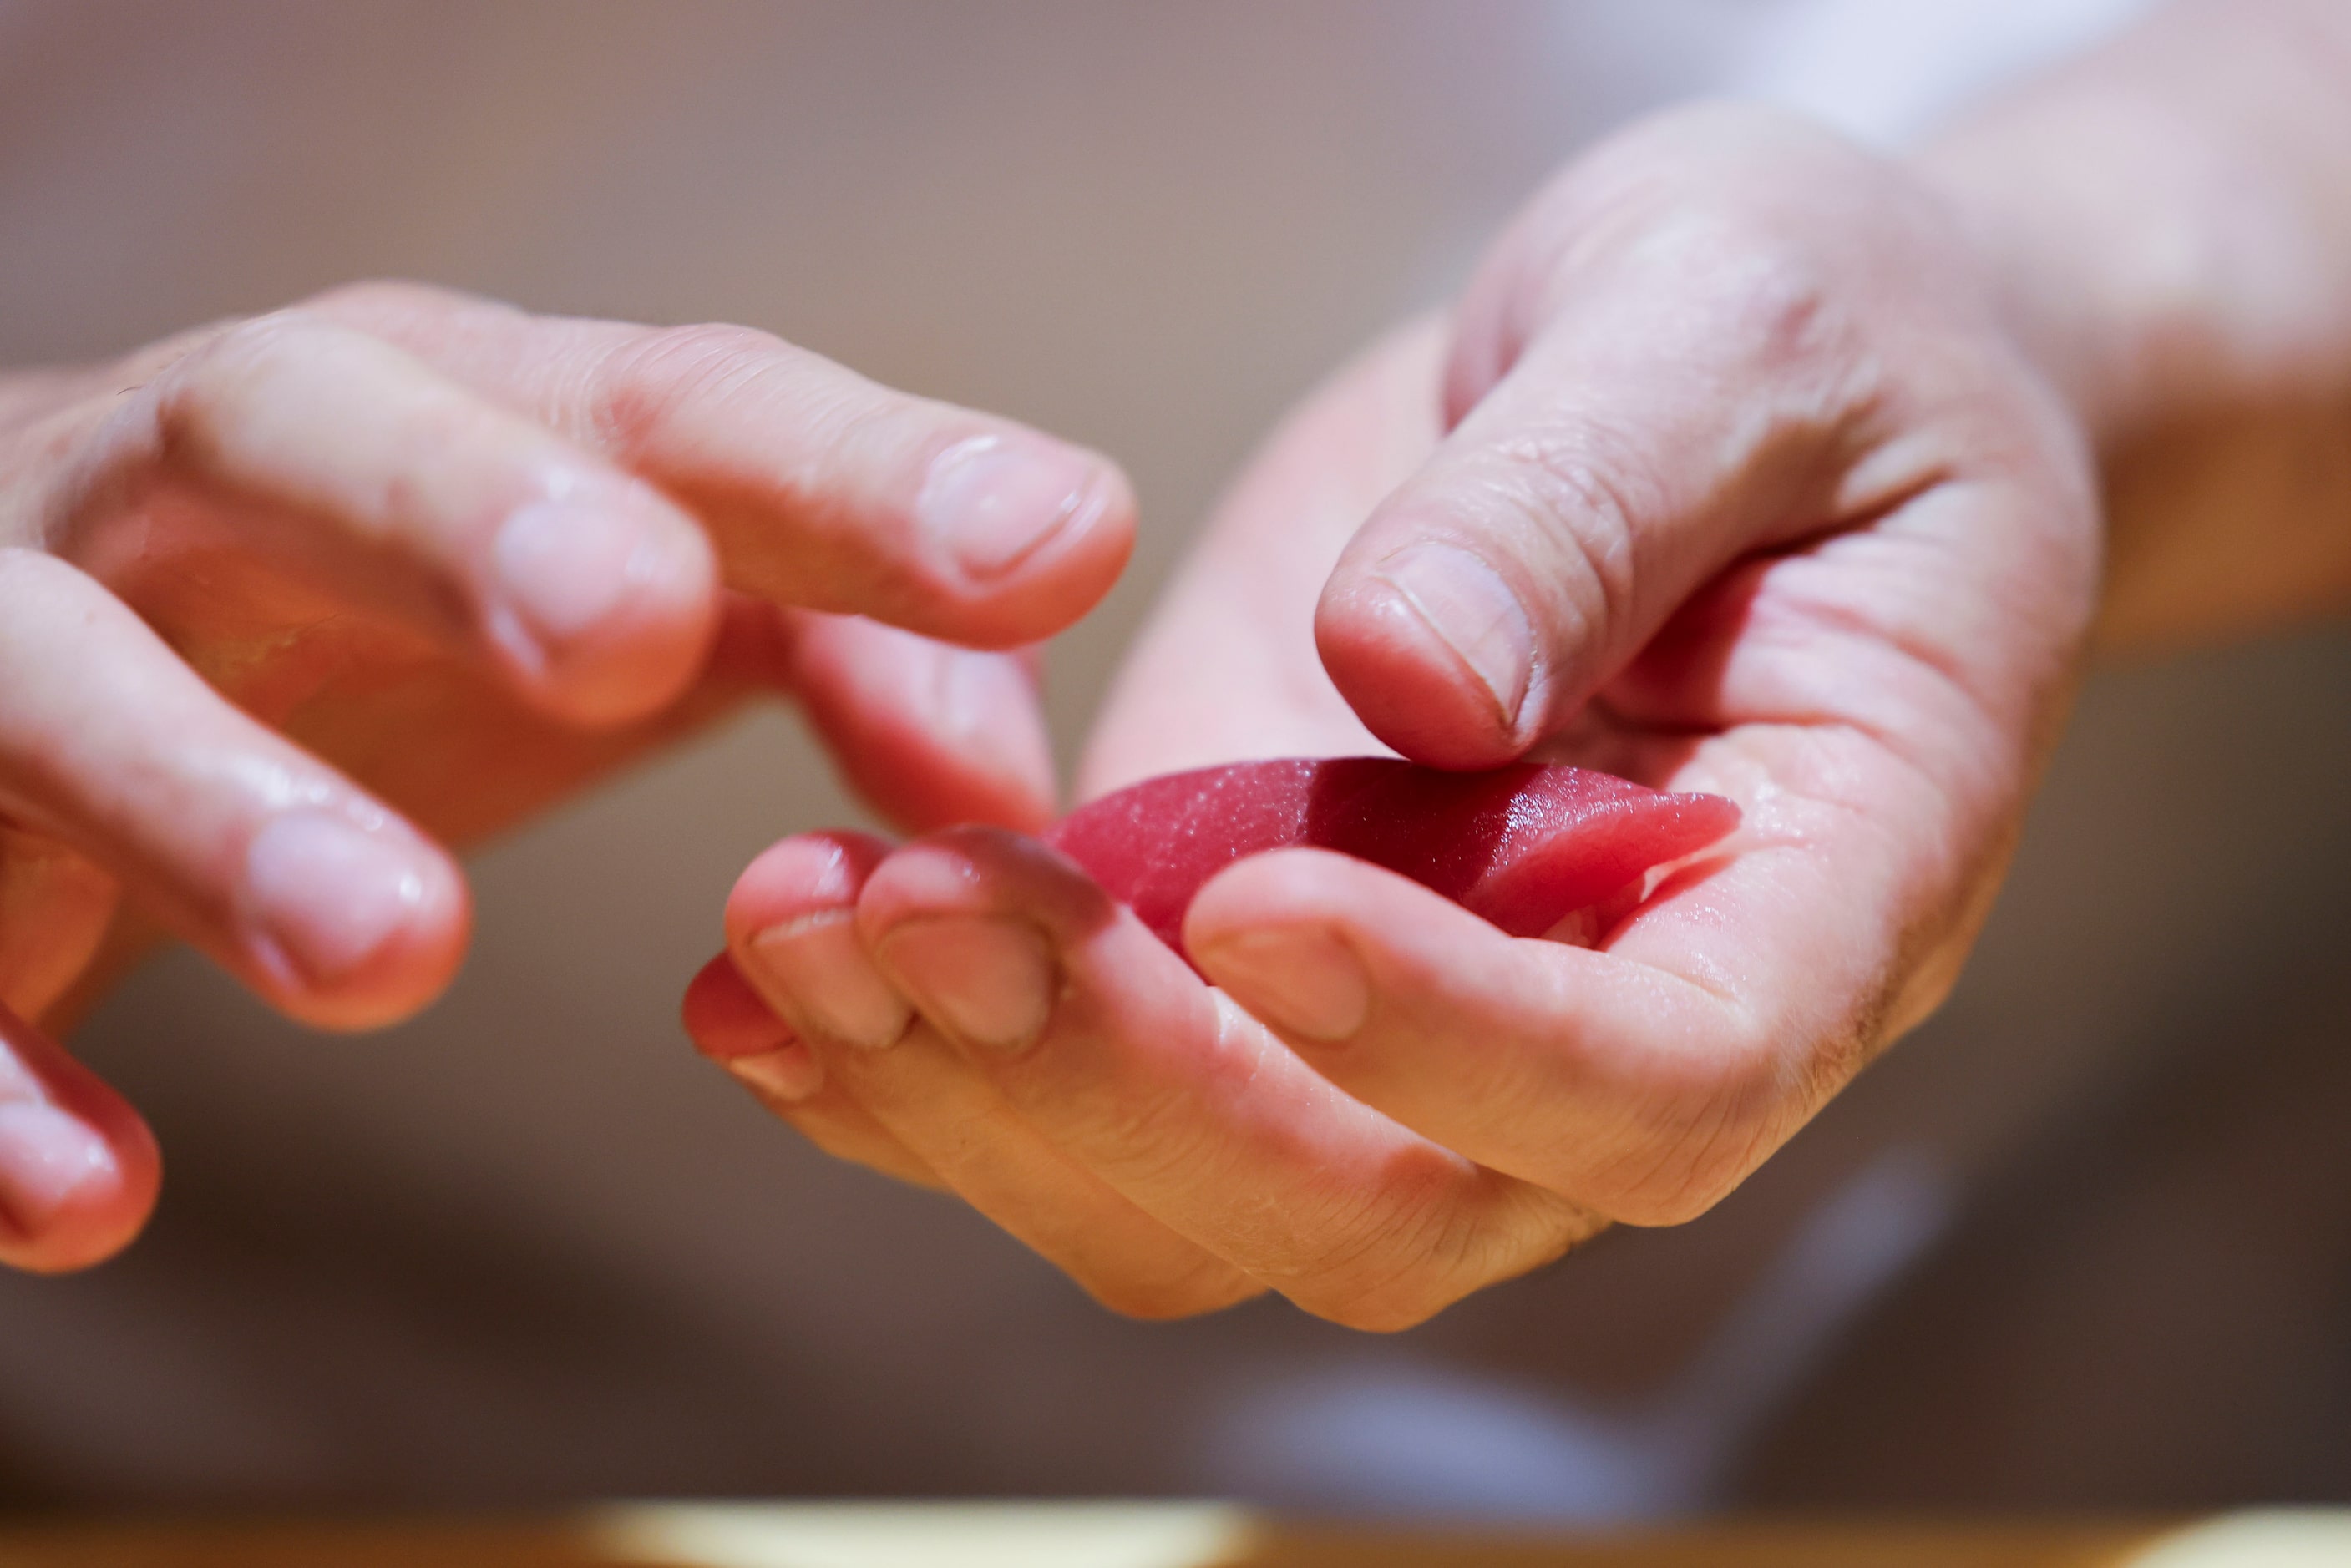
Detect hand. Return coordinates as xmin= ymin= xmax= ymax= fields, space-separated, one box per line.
xmin=690 ymin=104 xmax=2099 ymax=1326
xmin=0 ymin=281 xmax=1133 ymax=1270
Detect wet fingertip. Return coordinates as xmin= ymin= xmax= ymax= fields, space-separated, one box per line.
xmin=240 ymin=816 xmax=472 ymax=1032
xmin=0 ymin=1095 xmax=158 ymax=1273
xmin=0 ymin=1100 xmax=115 ymax=1234
xmin=489 ymin=485 xmax=719 ymax=726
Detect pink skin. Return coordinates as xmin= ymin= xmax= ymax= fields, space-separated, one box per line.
xmin=0 ymin=281 xmax=1135 ymax=1270
xmin=696 ymin=105 xmax=2101 ymax=1328
xmin=0 ymin=1005 xmax=157 ymax=1274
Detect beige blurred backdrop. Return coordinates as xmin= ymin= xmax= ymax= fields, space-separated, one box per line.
xmin=2 ymin=0 xmax=2347 ymax=1518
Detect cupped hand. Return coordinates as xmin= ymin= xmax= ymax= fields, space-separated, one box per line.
xmin=691 ymin=104 xmax=2099 ymax=1327
xmin=0 ymin=280 xmax=1134 ymax=1270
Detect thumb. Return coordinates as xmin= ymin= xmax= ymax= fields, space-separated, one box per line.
xmin=1314 ymin=230 xmax=1872 ymax=768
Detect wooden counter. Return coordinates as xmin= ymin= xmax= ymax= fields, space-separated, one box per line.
xmin=0 ymin=1503 xmax=2338 ymax=1567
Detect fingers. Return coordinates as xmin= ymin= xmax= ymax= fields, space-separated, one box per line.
xmin=32 ymin=286 xmax=1114 ymax=854
xmin=718 ymin=604 xmax=1056 ymax=832
xmin=0 ymin=1003 xmax=160 ymax=1273
xmin=843 ymin=828 xmax=1600 ymax=1329
xmin=304 ymin=282 xmax=1137 ymax=652
xmin=681 ymin=953 xmax=944 ymax=1191
xmin=723 ymin=832 xmax=1261 ymax=1320
xmin=58 ymin=312 xmax=718 ymax=726
xmin=0 ymin=549 xmax=468 ymax=1029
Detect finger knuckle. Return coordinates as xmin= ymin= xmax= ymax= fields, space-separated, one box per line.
xmin=1480 ymin=422 xmax=1649 ymax=638
xmin=298 ymin=277 xmax=469 ymax=322
xmin=593 ymin=321 xmax=826 ymax=454
xmin=1529 ymin=126 xmax=1873 ymax=381
xmin=636 ymin=320 xmax=797 ymax=377
xmin=150 ymin=311 xmax=337 ymax=458
xmin=1603 ymin=214 xmax=1853 ymax=395
xmin=1700 ymin=246 xmax=1865 ymax=404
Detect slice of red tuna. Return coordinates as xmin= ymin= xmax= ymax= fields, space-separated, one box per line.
xmin=1045 ymin=757 xmax=1739 ymax=967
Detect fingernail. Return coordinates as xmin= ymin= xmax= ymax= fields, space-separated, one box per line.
xmin=1194 ymin=928 xmax=1370 ymax=1043
xmin=743 ymin=911 xmax=911 ymax=1050
xmin=917 ymin=434 xmax=1107 ymax=580
xmin=0 ymin=1099 xmax=114 ymax=1237
xmin=727 ymin=1044 xmax=824 ymax=1103
xmin=875 ymin=916 xmax=1056 ymax=1054
xmin=1373 ymin=541 xmax=1536 ymax=732
xmin=242 ymin=812 xmax=429 ymax=986
xmin=492 ymin=497 xmax=644 ymax=652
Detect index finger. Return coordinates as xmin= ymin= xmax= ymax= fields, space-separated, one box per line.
xmin=304 ymin=283 xmax=1136 ymax=650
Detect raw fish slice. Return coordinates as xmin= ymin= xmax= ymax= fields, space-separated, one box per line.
xmin=1046 ymin=757 xmax=1738 ymax=966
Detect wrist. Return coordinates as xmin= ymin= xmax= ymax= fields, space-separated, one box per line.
xmin=1913 ymin=102 xmax=2180 ymax=448
xmin=1914 ymin=3 xmax=2351 ymax=452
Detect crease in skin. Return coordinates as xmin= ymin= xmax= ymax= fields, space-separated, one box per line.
xmin=1208 ymin=989 xmax=1276 ymax=1100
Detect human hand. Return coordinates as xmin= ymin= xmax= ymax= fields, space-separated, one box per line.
xmin=0 ymin=281 xmax=1133 ymax=1270
xmin=689 ymin=104 xmax=2098 ymax=1326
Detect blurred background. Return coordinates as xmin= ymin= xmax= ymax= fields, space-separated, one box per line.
xmin=3 ymin=0 xmax=2348 ymax=1519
